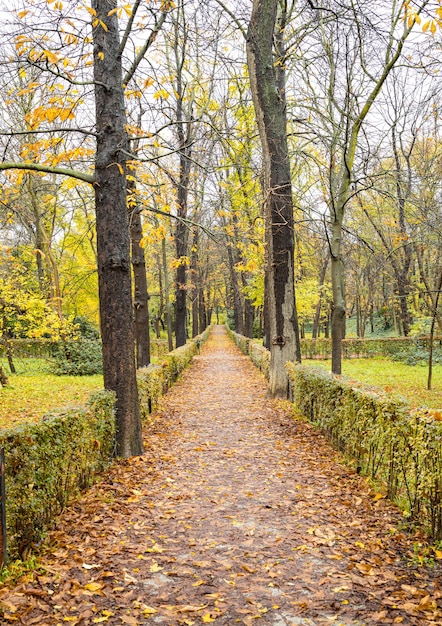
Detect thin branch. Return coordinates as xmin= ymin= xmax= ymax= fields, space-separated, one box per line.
xmin=0 ymin=127 xmax=97 ymax=138
xmin=118 ymin=0 xmax=143 ymax=58
xmin=123 ymin=11 xmax=169 ymax=86
xmin=213 ymin=0 xmax=247 ymax=38
xmin=0 ymin=162 xmax=94 ymax=184
xmin=138 ymin=206 xmax=218 ymax=242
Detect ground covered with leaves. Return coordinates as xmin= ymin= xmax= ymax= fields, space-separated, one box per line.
xmin=1 ymin=326 xmax=441 ymax=625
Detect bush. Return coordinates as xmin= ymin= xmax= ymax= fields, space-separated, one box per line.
xmin=300 ymin=335 xmax=442 ymax=360
xmin=1 ymin=390 xmax=115 ymax=560
xmin=51 ymin=340 xmax=103 ymax=376
xmin=391 ymin=346 xmax=442 ymax=366
xmin=286 ymin=362 xmax=442 ymax=540
xmin=72 ymin=315 xmax=100 ymax=340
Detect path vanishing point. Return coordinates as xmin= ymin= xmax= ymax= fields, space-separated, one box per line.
xmin=1 ymin=326 xmax=441 ymax=625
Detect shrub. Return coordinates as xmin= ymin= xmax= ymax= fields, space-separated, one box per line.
xmin=1 ymin=390 xmax=115 ymax=560
xmin=286 ymin=362 xmax=442 ymax=540
xmin=51 ymin=340 xmax=103 ymax=375
xmin=72 ymin=315 xmax=100 ymax=340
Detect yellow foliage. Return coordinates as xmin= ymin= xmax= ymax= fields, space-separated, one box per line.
xmin=171 ymin=256 xmax=190 ymax=269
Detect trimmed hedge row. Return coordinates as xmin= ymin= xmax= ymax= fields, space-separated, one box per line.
xmin=1 ymin=390 xmax=116 ymax=560
xmin=137 ymin=328 xmax=211 ymax=422
xmin=226 ymin=328 xmax=270 ymax=379
xmin=301 ymin=335 xmax=442 ymax=359
xmin=287 ymin=363 xmax=442 ymax=540
xmin=227 ymin=328 xmax=442 ymax=540
xmin=2 ymin=328 xmax=211 ymax=562
xmin=0 ymin=338 xmax=171 ymax=360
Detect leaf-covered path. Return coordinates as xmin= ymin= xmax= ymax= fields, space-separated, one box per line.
xmin=2 ymin=326 xmax=441 ymax=625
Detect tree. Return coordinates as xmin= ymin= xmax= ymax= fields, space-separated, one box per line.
xmin=247 ymin=0 xmax=301 ymax=397
xmin=292 ymin=0 xmax=430 ymax=372
xmin=0 ymin=0 xmax=171 ymax=456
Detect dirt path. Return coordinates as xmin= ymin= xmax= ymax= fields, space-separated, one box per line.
xmin=1 ymin=326 xmax=441 ymax=625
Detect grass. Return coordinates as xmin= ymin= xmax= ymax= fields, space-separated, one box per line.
xmin=0 ymin=358 xmax=103 ymax=430
xmin=303 ymin=357 xmax=442 ymax=410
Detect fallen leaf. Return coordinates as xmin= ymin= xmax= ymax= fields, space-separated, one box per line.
xmin=83 ymin=582 xmax=104 ymax=592
xmin=149 ymin=562 xmax=163 ymax=573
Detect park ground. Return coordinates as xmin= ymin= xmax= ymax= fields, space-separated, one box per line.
xmin=0 ymin=326 xmax=441 ymax=625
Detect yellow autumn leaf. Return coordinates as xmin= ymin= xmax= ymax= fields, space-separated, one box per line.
xmin=149 ymin=561 xmax=163 ymax=573
xmin=153 ymin=88 xmax=170 ymax=100
xmin=202 ymin=614 xmax=216 ymax=623
xmin=146 ymin=543 xmax=164 ymax=553
xmin=141 ymin=607 xmax=157 ymax=616
xmin=84 ymin=581 xmax=103 ymax=592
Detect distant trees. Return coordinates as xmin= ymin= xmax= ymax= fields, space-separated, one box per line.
xmin=3 ymin=0 xmax=442 ymax=452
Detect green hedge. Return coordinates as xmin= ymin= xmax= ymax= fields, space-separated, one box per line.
xmin=137 ymin=328 xmax=211 ymax=423
xmin=227 ymin=328 xmax=442 ymax=540
xmin=0 ymin=338 xmax=171 ymax=361
xmin=2 ymin=327 xmax=210 ymax=561
xmin=226 ymin=328 xmax=270 ymax=379
xmin=286 ymin=362 xmax=442 ymax=540
xmin=300 ymin=335 xmax=442 ymax=359
xmin=1 ymin=390 xmax=115 ymax=560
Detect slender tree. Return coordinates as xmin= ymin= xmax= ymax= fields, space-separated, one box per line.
xmin=247 ymin=0 xmax=301 ymax=397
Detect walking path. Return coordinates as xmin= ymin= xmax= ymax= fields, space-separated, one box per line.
xmin=1 ymin=326 xmax=441 ymax=625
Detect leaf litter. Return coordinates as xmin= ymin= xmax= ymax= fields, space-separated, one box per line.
xmin=1 ymin=326 xmax=441 ymax=625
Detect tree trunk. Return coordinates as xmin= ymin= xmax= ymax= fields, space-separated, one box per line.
xmin=92 ymin=0 xmax=142 ymax=457
xmin=162 ymin=237 xmax=174 ymax=352
xmin=243 ymin=297 xmax=255 ymax=338
xmin=247 ymin=0 xmax=301 ymax=398
xmin=0 ymin=366 xmax=8 ymax=387
xmin=226 ymin=241 xmax=244 ymax=334
xmin=312 ymin=251 xmax=330 ymax=339
xmin=130 ymin=207 xmax=150 ymax=367
xmin=191 ymin=228 xmax=199 ymax=338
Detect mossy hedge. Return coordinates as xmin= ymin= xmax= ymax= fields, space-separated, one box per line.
xmin=228 ymin=328 xmax=442 ymax=540
xmin=300 ymin=335 xmax=442 ymax=359
xmin=226 ymin=328 xmax=270 ymax=379
xmin=1 ymin=390 xmax=115 ymax=560
xmin=1 ymin=328 xmax=211 ymax=562
xmin=0 ymin=338 xmax=172 ymax=361
xmin=287 ymin=362 xmax=442 ymax=540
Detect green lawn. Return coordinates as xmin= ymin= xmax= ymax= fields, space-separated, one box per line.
xmin=0 ymin=358 xmax=103 ymax=430
xmin=303 ymin=357 xmax=442 ymax=409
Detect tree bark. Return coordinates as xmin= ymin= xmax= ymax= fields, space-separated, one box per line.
xmin=130 ymin=206 xmax=150 ymax=367
xmin=312 ymin=251 xmax=330 ymax=339
xmin=92 ymin=0 xmax=142 ymax=457
xmin=247 ymin=0 xmax=301 ymax=398
xmin=162 ymin=237 xmax=174 ymax=352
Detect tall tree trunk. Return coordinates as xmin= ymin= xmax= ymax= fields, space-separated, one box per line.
xmin=191 ymin=227 xmax=199 ymax=338
xmin=243 ymin=297 xmax=255 ymax=338
xmin=226 ymin=240 xmax=244 ymax=334
xmin=312 ymin=251 xmax=330 ymax=339
xmin=247 ymin=0 xmax=301 ymax=398
xmin=92 ymin=0 xmax=142 ymax=457
xmin=130 ymin=206 xmax=150 ymax=367
xmin=162 ymin=237 xmax=174 ymax=352
xmin=173 ymin=10 xmax=192 ymax=348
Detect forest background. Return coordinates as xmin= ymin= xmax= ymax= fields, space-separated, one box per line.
xmin=1 ymin=0 xmax=442 ymax=455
